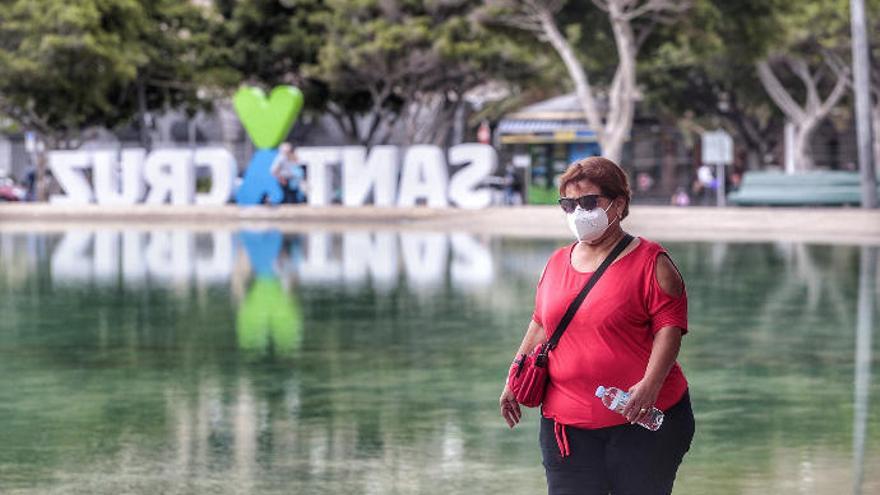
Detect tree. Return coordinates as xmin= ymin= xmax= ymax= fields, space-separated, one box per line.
xmin=208 ymin=0 xmax=326 ymax=89
xmin=302 ymin=1 xmax=542 ymax=146
xmin=0 ymin=0 xmax=218 ymax=146
xmin=214 ymin=0 xmax=543 ymax=147
xmin=483 ymin=0 xmax=691 ymax=162
xmin=642 ymin=0 xmax=788 ymax=170
xmin=0 ymin=0 xmax=141 ymax=145
xmin=0 ymin=0 xmax=220 ymax=197
xmin=754 ymin=0 xmax=851 ymax=172
xmin=129 ymin=1 xmax=236 ymax=147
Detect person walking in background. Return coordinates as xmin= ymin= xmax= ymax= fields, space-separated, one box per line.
xmin=499 ymin=157 xmax=695 ymax=494
xmin=671 ymin=186 xmax=691 ymax=207
xmin=694 ymin=163 xmax=715 ymax=206
xmin=271 ymin=143 xmax=307 ymax=204
xmin=503 ymin=163 xmax=524 ymax=205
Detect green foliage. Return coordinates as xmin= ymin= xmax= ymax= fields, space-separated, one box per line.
xmin=642 ymin=0 xmax=783 ymax=113
xmin=480 ymin=1 xmax=615 ymax=92
xmin=210 ymin=0 xmax=326 ymax=88
xmin=638 ymin=0 xmax=795 ymax=166
xmin=559 ymin=1 xmax=627 ymax=86
xmin=0 ymin=0 xmax=870 ymax=152
xmin=775 ymin=0 xmax=850 ymax=52
xmin=305 ymin=1 xmax=538 ymax=95
xmin=0 ymin=0 xmax=219 ymax=143
xmin=217 ymin=0 xmax=548 ymax=144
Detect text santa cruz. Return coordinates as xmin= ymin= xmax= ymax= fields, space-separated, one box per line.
xmin=46 ymin=143 xmax=498 ymax=209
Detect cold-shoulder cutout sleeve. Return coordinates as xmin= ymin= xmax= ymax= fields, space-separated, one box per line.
xmin=647 ymin=251 xmax=688 ymax=335
xmin=656 ymin=253 xmax=684 ymax=298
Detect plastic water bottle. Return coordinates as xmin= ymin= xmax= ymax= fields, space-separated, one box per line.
xmin=595 ymin=386 xmax=664 ymax=431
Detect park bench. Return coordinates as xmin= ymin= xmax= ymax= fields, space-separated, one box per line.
xmin=727 ymin=171 xmax=878 ymax=206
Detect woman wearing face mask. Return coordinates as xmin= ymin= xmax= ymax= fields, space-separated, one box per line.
xmin=499 ymin=157 xmax=694 ymax=495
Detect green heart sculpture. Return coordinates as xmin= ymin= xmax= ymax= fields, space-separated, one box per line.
xmin=233 ymin=85 xmax=304 ymax=149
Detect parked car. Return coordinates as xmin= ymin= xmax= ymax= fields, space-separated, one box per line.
xmin=0 ymin=177 xmax=26 ymax=201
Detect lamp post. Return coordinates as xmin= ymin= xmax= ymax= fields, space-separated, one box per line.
xmin=851 ymin=0 xmax=878 ymax=208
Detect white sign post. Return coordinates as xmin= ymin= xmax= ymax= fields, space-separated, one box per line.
xmin=701 ymin=130 xmax=734 ymax=207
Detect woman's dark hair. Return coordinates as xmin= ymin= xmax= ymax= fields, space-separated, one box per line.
xmin=558 ymin=156 xmax=631 ymax=219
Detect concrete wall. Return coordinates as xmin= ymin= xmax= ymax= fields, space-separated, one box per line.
xmin=0 ymin=137 xmax=9 ymax=178
xmin=0 ymin=137 xmax=29 ymax=181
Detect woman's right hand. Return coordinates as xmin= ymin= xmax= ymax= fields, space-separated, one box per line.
xmin=501 ymin=320 xmax=543 ymax=429
xmin=499 ymin=385 xmax=521 ymax=428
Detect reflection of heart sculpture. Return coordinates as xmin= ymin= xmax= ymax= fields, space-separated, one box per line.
xmin=233 ymin=86 xmax=304 ymax=149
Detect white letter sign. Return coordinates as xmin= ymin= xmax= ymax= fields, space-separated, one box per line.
xmin=447 ymin=144 xmax=495 ymax=209
xmin=143 ymin=150 xmax=195 ymax=205
xmin=194 ymin=147 xmax=236 ymax=206
xmin=49 ymin=151 xmax=93 ymax=205
xmin=299 ymin=147 xmax=341 ymax=207
xmin=397 ymin=145 xmax=449 ymax=208
xmin=93 ymin=149 xmax=146 ymax=205
xmin=342 ymin=146 xmax=399 ymax=207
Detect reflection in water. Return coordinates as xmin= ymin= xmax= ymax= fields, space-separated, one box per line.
xmin=50 ymin=229 xmax=235 ymax=286
xmin=237 ymin=230 xmax=302 ymax=356
xmin=38 ymin=229 xmax=496 ymax=291
xmin=854 ymin=246 xmax=876 ymax=494
xmin=0 ymin=232 xmax=877 ymax=494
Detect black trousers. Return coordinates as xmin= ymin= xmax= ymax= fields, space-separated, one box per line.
xmin=540 ymin=391 xmax=695 ymax=495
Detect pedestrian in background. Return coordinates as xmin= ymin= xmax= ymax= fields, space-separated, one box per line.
xmin=271 ymin=143 xmax=307 ymax=204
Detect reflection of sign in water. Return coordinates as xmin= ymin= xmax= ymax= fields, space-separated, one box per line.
xmin=46 ymin=230 xmax=494 ymax=289
xmin=51 ymin=230 xmax=233 ymax=284
xmin=237 ymin=230 xmax=302 ymax=356
xmin=40 ymin=229 xmax=492 ymax=358
xmin=237 ymin=278 xmax=302 ymax=355
xmin=298 ymin=231 xmax=493 ymax=289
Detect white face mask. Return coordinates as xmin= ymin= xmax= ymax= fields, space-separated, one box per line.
xmin=566 ymin=204 xmax=616 ymax=243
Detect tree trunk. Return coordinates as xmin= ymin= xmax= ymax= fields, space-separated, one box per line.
xmin=873 ymin=103 xmax=880 ymax=176
xmin=529 ymin=1 xmax=671 ymax=164
xmin=792 ymin=119 xmax=817 ymax=171
xmin=660 ymin=124 xmax=677 ymax=195
xmin=137 ymin=78 xmax=151 ymax=151
xmin=745 ymin=148 xmax=763 ymax=170
xmin=536 ymin=8 xmax=604 ymax=146
xmin=756 ymin=57 xmax=848 ymax=173
xmin=724 ymin=106 xmax=779 ymax=171
xmin=602 ymin=128 xmax=626 ymax=164
xmin=603 ymin=1 xmax=638 ymax=164
xmin=734 ymin=123 xmax=775 ymax=171
xmin=34 ymin=134 xmax=59 ymax=202
xmin=35 ymin=148 xmax=47 ymax=202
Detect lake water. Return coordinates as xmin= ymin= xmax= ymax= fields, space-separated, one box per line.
xmin=0 ymin=229 xmax=877 ymax=494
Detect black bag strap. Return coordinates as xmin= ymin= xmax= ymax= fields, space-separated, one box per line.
xmin=545 ymin=234 xmax=633 ymax=351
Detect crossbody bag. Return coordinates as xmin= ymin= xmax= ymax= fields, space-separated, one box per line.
xmin=507 ymin=234 xmax=634 ymax=407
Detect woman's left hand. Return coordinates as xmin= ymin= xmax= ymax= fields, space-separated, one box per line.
xmin=623 ymin=378 xmax=662 ymax=424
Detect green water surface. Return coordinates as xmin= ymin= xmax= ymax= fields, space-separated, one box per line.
xmin=0 ymin=230 xmax=877 ymax=494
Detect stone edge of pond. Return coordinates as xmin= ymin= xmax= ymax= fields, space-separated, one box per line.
xmin=0 ymin=204 xmax=879 ymax=245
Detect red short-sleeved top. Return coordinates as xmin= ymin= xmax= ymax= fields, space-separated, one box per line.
xmin=532 ymin=237 xmax=688 ymax=430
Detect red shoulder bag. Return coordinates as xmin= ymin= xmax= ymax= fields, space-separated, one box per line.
xmin=507 ymin=234 xmax=633 ymax=408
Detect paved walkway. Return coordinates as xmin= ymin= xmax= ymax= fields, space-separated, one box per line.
xmin=0 ymin=203 xmax=878 ymax=245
